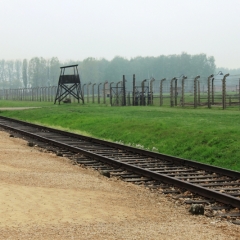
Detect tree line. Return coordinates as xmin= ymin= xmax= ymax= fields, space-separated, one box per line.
xmin=0 ymin=57 xmax=60 ymax=89
xmin=1 ymin=53 xmax=238 ymax=89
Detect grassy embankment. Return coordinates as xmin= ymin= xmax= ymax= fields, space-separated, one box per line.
xmin=0 ymin=100 xmax=240 ymax=171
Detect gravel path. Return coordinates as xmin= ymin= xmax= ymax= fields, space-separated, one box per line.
xmin=0 ymin=130 xmax=239 ymax=239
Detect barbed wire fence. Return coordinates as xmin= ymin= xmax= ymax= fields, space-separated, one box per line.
xmin=0 ymin=73 xmax=240 ymax=110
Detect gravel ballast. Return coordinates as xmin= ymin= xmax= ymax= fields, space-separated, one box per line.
xmin=0 ymin=130 xmax=239 ymax=239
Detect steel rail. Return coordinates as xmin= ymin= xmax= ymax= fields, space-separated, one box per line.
xmin=0 ymin=116 xmax=240 ymax=208
xmin=0 ymin=116 xmax=239 ymax=179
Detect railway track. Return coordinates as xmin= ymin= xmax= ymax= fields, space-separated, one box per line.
xmin=0 ymin=116 xmax=240 ymax=221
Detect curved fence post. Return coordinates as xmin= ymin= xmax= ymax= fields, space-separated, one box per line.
xmin=181 ymin=76 xmax=187 ymax=107
xmin=141 ymin=79 xmax=147 ymax=106
xmin=207 ymin=74 xmax=214 ymax=108
xmin=132 ymin=74 xmax=135 ymax=106
xmin=98 ymin=83 xmax=102 ymax=104
xmin=174 ymin=78 xmax=178 ymax=106
xmin=211 ymin=77 xmax=215 ymax=105
xmin=160 ymin=78 xmax=166 ymax=106
xmin=194 ymin=75 xmax=200 ymax=108
xmin=198 ymin=80 xmax=200 ymax=105
xmin=123 ymin=75 xmax=126 ymax=106
xmin=222 ymin=73 xmax=230 ymax=110
xmin=170 ymin=77 xmax=176 ymax=107
xmin=103 ymin=81 xmax=108 ymax=104
xmin=110 ymin=82 xmax=114 ymax=106
xmin=150 ymin=77 xmax=155 ymax=105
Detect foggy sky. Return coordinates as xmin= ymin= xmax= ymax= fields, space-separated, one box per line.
xmin=1 ymin=0 xmax=240 ymax=68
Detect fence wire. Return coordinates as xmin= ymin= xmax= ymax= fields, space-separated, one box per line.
xmin=1 ymin=74 xmax=240 ymax=109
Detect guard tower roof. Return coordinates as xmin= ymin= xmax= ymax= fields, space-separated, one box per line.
xmin=60 ymin=64 xmax=78 ymax=69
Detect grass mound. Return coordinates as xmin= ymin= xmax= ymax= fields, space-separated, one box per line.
xmin=0 ymin=100 xmax=239 ymax=171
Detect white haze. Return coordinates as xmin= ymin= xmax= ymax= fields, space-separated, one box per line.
xmin=0 ymin=0 xmax=240 ymax=68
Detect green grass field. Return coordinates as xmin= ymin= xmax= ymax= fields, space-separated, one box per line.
xmin=0 ymin=100 xmax=240 ymax=171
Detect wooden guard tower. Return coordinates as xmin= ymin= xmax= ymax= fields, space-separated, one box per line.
xmin=54 ymin=64 xmax=84 ymax=104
